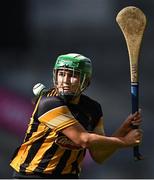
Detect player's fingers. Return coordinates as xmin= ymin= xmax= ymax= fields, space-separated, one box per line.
xmin=132 ymin=108 xmax=142 ymax=117
xmin=128 ymin=113 xmax=137 ymax=120
xmin=131 ymin=121 xmax=141 ymax=126
xmin=132 ymin=117 xmax=142 ymax=123
xmin=133 ymin=111 xmax=141 ymax=118
xmin=132 ymin=111 xmax=142 ymax=122
xmin=135 ymin=129 xmax=143 ymax=137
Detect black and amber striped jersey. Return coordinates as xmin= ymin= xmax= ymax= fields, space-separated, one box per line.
xmin=10 ymin=89 xmax=103 ymax=176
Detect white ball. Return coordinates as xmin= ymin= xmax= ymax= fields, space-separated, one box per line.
xmin=33 ymin=83 xmax=46 ymax=96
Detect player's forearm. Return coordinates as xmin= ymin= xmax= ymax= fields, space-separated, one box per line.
xmin=87 ymin=134 xmax=124 ymax=163
xmin=63 ymin=124 xmax=127 ymax=149
xmin=62 ymin=123 xmax=141 ymax=156
xmin=75 ymin=133 xmax=124 ymax=163
xmin=87 ymin=133 xmax=126 ymax=149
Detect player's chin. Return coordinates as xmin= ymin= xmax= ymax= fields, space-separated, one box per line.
xmin=59 ymin=89 xmax=74 ymax=94
xmin=63 ymin=90 xmax=71 ymax=93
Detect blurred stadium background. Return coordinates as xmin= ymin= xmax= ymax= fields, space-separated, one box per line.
xmin=0 ymin=0 xmax=154 ymax=178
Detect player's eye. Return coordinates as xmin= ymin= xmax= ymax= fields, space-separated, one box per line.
xmin=73 ymin=72 xmax=79 ymax=78
xmin=58 ymin=72 xmax=65 ymax=77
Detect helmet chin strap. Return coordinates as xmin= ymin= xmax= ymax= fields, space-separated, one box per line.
xmin=58 ymin=83 xmax=81 ymax=103
xmin=59 ymin=91 xmax=77 ymax=103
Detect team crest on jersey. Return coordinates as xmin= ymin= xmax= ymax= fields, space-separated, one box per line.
xmin=55 ymin=136 xmax=82 ymax=150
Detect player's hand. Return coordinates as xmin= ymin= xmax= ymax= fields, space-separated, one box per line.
xmin=123 ymin=110 xmax=142 ymax=132
xmin=122 ymin=128 xmax=143 ymax=147
xmin=114 ymin=110 xmax=142 ymax=137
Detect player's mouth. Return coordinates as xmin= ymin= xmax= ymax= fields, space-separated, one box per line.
xmin=63 ymin=86 xmax=70 ymax=90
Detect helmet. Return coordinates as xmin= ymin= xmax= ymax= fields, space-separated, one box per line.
xmin=53 ymin=53 xmax=92 ymax=97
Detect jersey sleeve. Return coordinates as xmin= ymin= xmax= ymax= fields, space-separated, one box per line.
xmin=94 ymin=102 xmax=103 ymax=121
xmin=37 ymin=96 xmax=78 ymax=132
xmin=93 ymin=117 xmax=105 ymax=135
xmin=93 ymin=102 xmax=104 ymax=134
xmin=91 ymin=101 xmax=103 ymax=130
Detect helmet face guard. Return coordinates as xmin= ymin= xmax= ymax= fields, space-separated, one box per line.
xmin=53 ymin=53 xmax=92 ymax=100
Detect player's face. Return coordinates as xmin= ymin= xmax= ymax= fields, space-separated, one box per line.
xmin=56 ymin=69 xmax=81 ymax=94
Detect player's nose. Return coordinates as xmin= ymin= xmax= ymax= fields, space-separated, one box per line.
xmin=63 ymin=74 xmax=71 ymax=83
